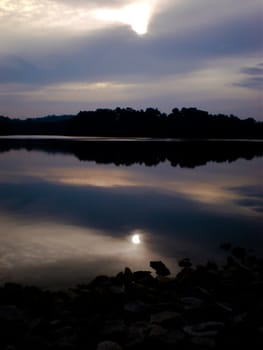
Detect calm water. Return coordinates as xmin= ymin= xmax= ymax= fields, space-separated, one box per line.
xmin=0 ymin=137 xmax=262 ymax=288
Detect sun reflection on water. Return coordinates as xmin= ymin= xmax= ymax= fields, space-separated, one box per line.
xmin=132 ymin=233 xmax=141 ymax=244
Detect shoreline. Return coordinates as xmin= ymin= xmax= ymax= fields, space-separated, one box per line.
xmin=0 ymin=245 xmax=262 ymax=349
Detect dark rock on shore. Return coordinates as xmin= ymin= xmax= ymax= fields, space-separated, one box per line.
xmin=150 ymin=261 xmax=171 ymax=276
xmin=0 ymin=247 xmax=263 ymax=349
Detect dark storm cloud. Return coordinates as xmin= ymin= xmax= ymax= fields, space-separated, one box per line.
xmin=0 ymin=11 xmax=261 ymax=85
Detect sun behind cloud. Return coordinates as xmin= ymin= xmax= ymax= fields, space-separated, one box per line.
xmin=95 ymin=2 xmax=152 ymax=35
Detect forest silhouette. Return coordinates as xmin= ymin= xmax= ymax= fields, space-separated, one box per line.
xmin=0 ymin=107 xmax=263 ymax=139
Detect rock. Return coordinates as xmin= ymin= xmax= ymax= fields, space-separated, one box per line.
xmin=178 ymin=258 xmax=192 ymax=268
xmin=232 ymin=246 xmax=246 ymax=261
xmin=183 ymin=322 xmax=224 ymax=337
xmin=191 ymin=336 xmax=216 ymax=348
xmin=100 ymin=320 xmax=126 ymax=341
xmin=126 ymin=322 xmax=148 ymax=348
xmin=215 ymin=302 xmax=233 ymax=314
xmin=150 ymin=311 xmax=182 ymax=326
xmin=133 ymin=271 xmax=152 ymax=281
xmin=54 ymin=326 xmax=76 ymax=339
xmin=206 ymin=261 xmax=218 ymax=271
xmin=150 ymin=261 xmax=171 ymax=276
xmin=156 ymin=276 xmax=171 ymax=284
xmin=114 ymin=272 xmax=125 ymax=285
xmin=23 ymin=335 xmax=51 ymax=350
xmin=181 ymin=297 xmax=204 ymax=310
xmin=163 ymin=330 xmax=185 ymax=345
xmin=89 ymin=275 xmax=112 ymax=288
xmin=0 ymin=305 xmax=27 ymax=340
xmin=147 ymin=324 xmax=167 ymax=339
xmin=96 ymin=341 xmax=122 ymax=350
xmin=194 ymin=287 xmax=213 ymax=301
xmin=124 ymin=301 xmax=146 ymax=314
xmin=124 ymin=267 xmax=133 ymax=277
xmin=109 ymin=285 xmax=125 ymax=295
xmin=233 ymin=313 xmax=247 ymax=323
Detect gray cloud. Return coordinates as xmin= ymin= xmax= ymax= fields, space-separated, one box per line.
xmin=235 ymin=63 xmax=263 ymax=90
xmin=0 ymin=10 xmax=261 ymax=86
xmin=235 ymin=77 xmax=263 ymax=90
xmin=241 ymin=67 xmax=263 ymax=75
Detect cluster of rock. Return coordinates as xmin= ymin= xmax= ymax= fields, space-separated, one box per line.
xmin=0 ymin=245 xmax=262 ymax=349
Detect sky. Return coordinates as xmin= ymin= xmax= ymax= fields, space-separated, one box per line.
xmin=0 ymin=0 xmax=262 ymax=119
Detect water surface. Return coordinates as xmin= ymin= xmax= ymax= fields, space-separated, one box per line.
xmin=0 ymin=137 xmax=262 ymax=287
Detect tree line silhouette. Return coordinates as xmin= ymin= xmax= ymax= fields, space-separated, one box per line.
xmin=0 ymin=107 xmax=262 ymax=138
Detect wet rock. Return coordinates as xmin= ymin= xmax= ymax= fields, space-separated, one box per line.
xmin=150 ymin=261 xmax=171 ymax=276
xmin=96 ymin=341 xmax=122 ymax=350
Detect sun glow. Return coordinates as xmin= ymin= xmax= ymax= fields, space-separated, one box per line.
xmin=95 ymin=2 xmax=151 ymax=35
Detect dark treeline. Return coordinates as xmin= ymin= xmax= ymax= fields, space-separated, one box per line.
xmin=0 ymin=138 xmax=262 ymax=168
xmin=0 ymin=107 xmax=263 ymax=138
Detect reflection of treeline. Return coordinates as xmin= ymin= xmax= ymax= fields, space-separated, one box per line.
xmin=0 ymin=139 xmax=262 ymax=168
xmin=1 ymin=107 xmax=263 ymax=138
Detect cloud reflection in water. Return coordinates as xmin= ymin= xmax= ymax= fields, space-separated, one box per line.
xmin=0 ymin=148 xmax=262 ymax=287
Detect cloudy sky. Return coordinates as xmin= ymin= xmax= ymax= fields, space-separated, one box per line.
xmin=0 ymin=0 xmax=262 ymax=119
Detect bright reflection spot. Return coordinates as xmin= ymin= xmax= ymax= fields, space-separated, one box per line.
xmin=132 ymin=234 xmax=141 ymax=244
xmin=95 ymin=2 xmax=151 ymax=35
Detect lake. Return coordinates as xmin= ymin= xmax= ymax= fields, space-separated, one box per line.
xmin=0 ymin=137 xmax=262 ymax=288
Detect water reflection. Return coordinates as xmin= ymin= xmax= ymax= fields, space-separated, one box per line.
xmin=131 ymin=233 xmax=141 ymax=245
xmin=0 ymin=137 xmax=262 ymax=168
xmin=0 ymin=140 xmax=262 ymax=287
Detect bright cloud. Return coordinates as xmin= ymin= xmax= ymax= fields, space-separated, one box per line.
xmin=95 ymin=2 xmax=152 ymax=35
